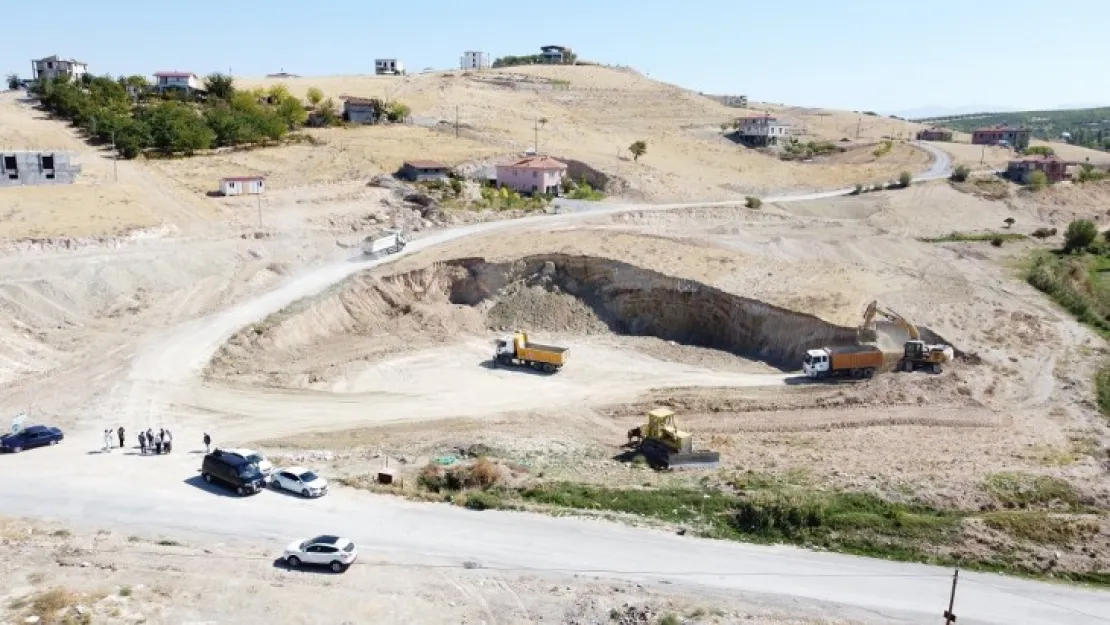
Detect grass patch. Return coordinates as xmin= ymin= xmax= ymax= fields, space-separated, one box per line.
xmin=983 ymin=472 xmax=1080 ymax=510
xmin=118 ymin=585 xmax=133 ymax=597
xmin=26 ymin=588 xmax=81 ymax=624
xmin=657 ymin=615 xmax=681 ymax=625
xmin=1097 ymin=362 xmax=1110 ymax=418
xmin=155 ymin=538 xmax=182 ymax=547
xmin=872 ymin=139 xmax=893 ymax=158
xmin=981 ymin=511 xmax=1100 ymax=544
xmin=920 ymin=231 xmax=1026 ymax=244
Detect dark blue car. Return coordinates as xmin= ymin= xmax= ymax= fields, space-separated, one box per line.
xmin=0 ymin=425 xmax=64 ymax=453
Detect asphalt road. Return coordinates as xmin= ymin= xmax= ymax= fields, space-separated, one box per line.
xmin=8 ymin=145 xmax=1108 ymax=624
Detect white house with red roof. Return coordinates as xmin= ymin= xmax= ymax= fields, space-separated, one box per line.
xmin=495 ymin=156 xmax=568 ymax=195
xmin=153 ymin=71 xmax=201 ymax=93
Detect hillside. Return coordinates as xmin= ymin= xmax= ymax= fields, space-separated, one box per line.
xmin=921 ymin=106 xmax=1110 ymax=151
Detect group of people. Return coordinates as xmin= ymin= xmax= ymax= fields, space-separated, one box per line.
xmin=101 ymin=426 xmax=173 ymax=454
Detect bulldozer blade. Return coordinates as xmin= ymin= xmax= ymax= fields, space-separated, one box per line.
xmin=664 ymin=451 xmax=721 ymax=470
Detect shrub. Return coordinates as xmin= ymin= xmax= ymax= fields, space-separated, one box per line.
xmin=872 ymin=140 xmax=892 ymax=157
xmin=950 ymin=164 xmax=971 ymax=182
xmin=1077 ymin=163 xmax=1107 ymax=183
xmin=898 ymin=171 xmax=913 ymax=188
xmin=1027 ymin=170 xmax=1048 ymax=191
xmin=745 ymin=196 xmax=762 ymax=209
xmin=1031 ymin=227 xmax=1057 ymax=239
xmin=306 ymin=87 xmax=324 ymax=107
xmin=852 ymin=183 xmax=863 ymax=195
xmin=657 ymin=615 xmax=681 ymax=625
xmin=463 ymin=490 xmax=502 ymax=511
xmin=983 ymin=472 xmax=1080 ymax=510
xmin=1097 ymin=361 xmax=1110 ymax=419
xmin=1064 ymin=219 xmax=1097 ymax=252
xmin=449 ymin=177 xmax=463 ymax=196
xmin=418 ymin=463 xmax=447 ymax=492
xmin=1004 ymin=217 xmax=1015 ymax=229
xmin=629 ymin=140 xmax=647 ymax=162
xmin=990 ymin=237 xmax=1004 ymax=247
xmin=1024 ymin=145 xmax=1055 ymax=157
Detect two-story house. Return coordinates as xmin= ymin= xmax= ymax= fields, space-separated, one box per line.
xmin=153 ymin=71 xmax=201 ymax=94
xmin=460 ymin=51 xmax=490 ymax=71
xmin=30 ymin=55 xmax=88 ymax=82
xmin=972 ymin=125 xmax=1031 ymax=150
xmin=916 ymin=128 xmax=953 ymax=142
xmin=1006 ymin=156 xmax=1071 ymax=184
xmin=496 ymin=156 xmax=567 ymax=195
xmin=733 ymin=115 xmax=791 ymax=147
xmin=540 ymin=46 xmax=572 ymax=64
xmin=375 ymin=59 xmax=405 ymax=75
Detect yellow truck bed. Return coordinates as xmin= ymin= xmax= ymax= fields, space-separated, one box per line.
xmin=518 ymin=342 xmax=568 ymax=366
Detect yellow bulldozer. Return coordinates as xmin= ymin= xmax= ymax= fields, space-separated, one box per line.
xmin=859 ymin=300 xmax=955 ymax=374
xmin=626 ymin=407 xmax=720 ymax=470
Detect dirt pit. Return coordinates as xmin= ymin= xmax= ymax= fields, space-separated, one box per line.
xmin=206 ymin=254 xmax=921 ymax=391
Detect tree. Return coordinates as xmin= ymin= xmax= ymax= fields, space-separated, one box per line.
xmin=141 ymin=101 xmax=215 ymax=155
xmin=306 ymin=87 xmax=324 ymax=107
xmin=275 ymin=96 xmax=308 ymax=129
xmin=317 ymin=97 xmax=340 ymax=126
xmin=1027 ymin=170 xmax=1048 ymax=191
xmin=898 ymin=171 xmax=913 ymax=188
xmin=1004 ymin=217 xmax=1015 ymax=229
xmin=386 ymin=101 xmax=411 ymax=122
xmin=204 ymin=73 xmax=235 ymax=101
xmin=1024 ymin=145 xmax=1055 ymax=157
xmin=1064 ymin=219 xmax=1097 ymax=252
xmin=6 ymin=74 xmax=19 ymax=90
xmin=629 ymin=140 xmax=647 ymax=162
xmin=950 ymin=164 xmax=971 ymax=182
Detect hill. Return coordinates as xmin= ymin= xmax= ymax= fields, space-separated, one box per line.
xmin=920 ymin=106 xmax=1110 ymax=151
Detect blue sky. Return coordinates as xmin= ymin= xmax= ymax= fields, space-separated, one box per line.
xmin=3 ymin=0 xmax=1107 ymax=114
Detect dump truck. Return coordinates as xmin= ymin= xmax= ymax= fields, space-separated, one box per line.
xmin=803 ymin=345 xmax=884 ymax=379
xmin=626 ymin=407 xmax=720 ymax=470
xmin=493 ymin=331 xmax=568 ymax=373
xmin=859 ymin=301 xmax=954 ymax=374
xmin=362 ymin=229 xmax=407 ymax=256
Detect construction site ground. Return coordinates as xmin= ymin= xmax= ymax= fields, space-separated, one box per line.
xmin=3 ymin=66 xmax=1110 ymax=623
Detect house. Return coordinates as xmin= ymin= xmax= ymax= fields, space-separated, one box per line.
xmin=916 ymin=128 xmax=953 ymax=142
xmin=399 ymin=160 xmax=450 ymax=182
xmin=733 ymin=115 xmax=791 ymax=147
xmin=495 ymin=156 xmax=568 ymax=195
xmin=721 ymin=95 xmax=748 ymax=108
xmin=972 ymin=125 xmax=1031 ymax=150
xmin=153 ymin=71 xmax=201 ymax=93
xmin=340 ymin=96 xmax=380 ymax=124
xmin=1006 ymin=156 xmax=1071 ymax=184
xmin=375 ymin=59 xmax=405 ymax=75
xmin=220 ymin=176 xmax=265 ymax=196
xmin=0 ymin=151 xmax=81 ymax=187
xmin=30 ymin=55 xmax=88 ymax=82
xmin=540 ymin=45 xmax=572 ymax=64
xmin=460 ymin=51 xmax=490 ymax=71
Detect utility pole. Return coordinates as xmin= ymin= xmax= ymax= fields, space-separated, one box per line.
xmin=856 ymin=116 xmax=862 ymax=140
xmin=257 ymin=194 xmax=263 ymax=230
xmin=534 ymin=118 xmax=540 ymax=154
xmin=943 ymin=569 xmax=959 ymax=625
xmin=455 ymin=105 xmax=459 ymax=138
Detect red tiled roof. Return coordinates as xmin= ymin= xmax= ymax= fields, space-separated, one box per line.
xmin=403 ymin=160 xmax=447 ymax=169
xmin=502 ymin=156 xmax=568 ymax=170
xmin=221 ymin=176 xmax=265 ymax=182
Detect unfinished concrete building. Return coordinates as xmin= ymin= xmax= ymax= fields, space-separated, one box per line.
xmin=0 ymin=151 xmax=81 ymax=187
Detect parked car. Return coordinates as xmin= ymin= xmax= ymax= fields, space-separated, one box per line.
xmin=200 ymin=449 xmax=266 ymax=496
xmin=283 ymin=535 xmax=358 ymax=573
xmin=226 ymin=448 xmax=274 ymax=482
xmin=0 ymin=425 xmax=64 ymax=453
xmin=272 ymin=467 xmax=329 ymax=498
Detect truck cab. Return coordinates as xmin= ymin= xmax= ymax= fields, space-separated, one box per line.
xmin=802 ymin=349 xmax=830 ymax=378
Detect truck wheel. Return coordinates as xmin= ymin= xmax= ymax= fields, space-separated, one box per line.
xmin=531 ymin=362 xmax=543 ymax=371
xmin=863 ymin=368 xmax=875 ymax=378
xmin=850 ymin=368 xmax=862 ymax=379
xmin=542 ymin=363 xmax=556 ymax=373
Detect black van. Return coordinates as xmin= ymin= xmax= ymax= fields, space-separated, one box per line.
xmin=201 ymin=449 xmax=265 ymax=496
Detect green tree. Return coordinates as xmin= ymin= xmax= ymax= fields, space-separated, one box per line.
xmin=1024 ymin=145 xmax=1055 ymax=157
xmin=1004 ymin=217 xmax=1016 ymax=229
xmin=318 ymin=98 xmax=341 ymax=126
xmin=1064 ymin=219 xmax=1097 ymax=252
xmin=898 ymin=171 xmax=913 ymax=188
xmin=141 ymin=101 xmax=215 ymax=155
xmin=204 ymin=73 xmax=236 ymax=100
xmin=386 ymin=101 xmax=411 ymax=122
xmin=275 ymin=96 xmax=308 ymax=129
xmin=629 ymin=140 xmax=647 ymax=162
xmin=1027 ymin=170 xmax=1048 ymax=190
xmin=266 ymin=84 xmax=291 ymax=102
xmin=306 ymin=87 xmax=324 ymax=107
xmin=6 ymin=74 xmax=19 ymax=90
xmin=113 ymin=119 xmax=152 ymax=159
xmin=950 ymin=164 xmax=971 ymax=182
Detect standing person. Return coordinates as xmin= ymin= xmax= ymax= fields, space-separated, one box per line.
xmin=154 ymin=430 xmax=163 ymax=455
xmin=138 ymin=431 xmax=147 ymax=455
xmin=146 ymin=428 xmax=154 ymax=451
xmin=102 ymin=429 xmax=112 ymax=452
xmin=117 ymin=426 xmax=125 ymax=449
xmin=163 ymin=429 xmax=173 ymax=454
xmin=203 ymin=432 xmax=211 ymax=453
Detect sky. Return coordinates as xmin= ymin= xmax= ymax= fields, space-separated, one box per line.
xmin=3 ymin=0 xmax=1108 ymax=115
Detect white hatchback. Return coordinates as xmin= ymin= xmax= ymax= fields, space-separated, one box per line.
xmin=272 ymin=467 xmax=329 ymax=498
xmin=283 ymin=535 xmax=357 ymax=573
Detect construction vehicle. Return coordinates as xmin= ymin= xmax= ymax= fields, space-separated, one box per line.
xmin=362 ymin=229 xmax=407 ymax=256
xmin=626 ymin=407 xmax=720 ymax=470
xmin=803 ymin=345 xmax=884 ymax=379
xmin=859 ymin=300 xmax=955 ymax=374
xmin=493 ymin=331 xmax=567 ymax=373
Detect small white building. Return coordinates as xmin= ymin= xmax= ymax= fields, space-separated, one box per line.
xmin=220 ymin=176 xmax=265 ymax=196
xmin=153 ymin=71 xmax=201 ymax=93
xmin=460 ymin=51 xmax=490 ymax=71
xmin=375 ymin=59 xmax=404 ymax=75
xmin=31 ymin=55 xmax=88 ymax=82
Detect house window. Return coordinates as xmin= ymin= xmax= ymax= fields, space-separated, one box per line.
xmin=532 ymin=171 xmax=537 ymax=178
xmin=41 ymin=155 xmax=55 ymax=170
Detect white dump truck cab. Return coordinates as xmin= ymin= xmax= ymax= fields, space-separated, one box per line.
xmin=802 ymin=348 xmax=831 ymax=378
xmin=494 ymin=336 xmax=515 ymax=358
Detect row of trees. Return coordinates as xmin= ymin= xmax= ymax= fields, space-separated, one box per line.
xmin=26 ymin=73 xmax=399 ymax=159
xmin=491 ymin=51 xmax=577 ymax=68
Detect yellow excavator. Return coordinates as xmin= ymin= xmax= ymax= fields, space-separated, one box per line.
xmin=860 ymin=300 xmax=955 ymax=374
xmin=626 ymin=407 xmax=720 ymax=470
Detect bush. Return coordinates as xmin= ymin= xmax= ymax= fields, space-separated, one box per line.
xmin=898 ymin=171 xmax=913 ymax=188
xmin=1027 ymin=170 xmax=1048 ymax=190
xmin=950 ymin=164 xmax=971 ymax=182
xmin=1097 ymin=361 xmax=1110 ymax=419
xmin=1004 ymin=217 xmax=1015 ymax=229
xmin=463 ymin=490 xmax=502 ymax=511
xmin=306 ymin=87 xmax=324 ymax=107
xmin=852 ymin=183 xmax=863 ymax=195
xmin=745 ymin=196 xmax=762 ymax=209
xmin=1064 ymin=219 xmax=1097 ymax=252
xmin=1024 ymin=145 xmax=1055 ymax=157
xmin=1031 ymin=227 xmax=1057 ymax=239
xmin=629 ymin=140 xmax=647 ymax=162
xmin=872 ymin=140 xmax=892 ymax=157
xmin=1077 ymin=163 xmax=1107 ymax=183
xmin=990 ymin=237 xmax=1004 ymax=247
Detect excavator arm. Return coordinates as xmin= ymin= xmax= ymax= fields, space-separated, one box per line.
xmin=877 ymin=307 xmax=920 ymax=341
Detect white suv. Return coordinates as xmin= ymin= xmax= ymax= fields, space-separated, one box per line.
xmin=283 ymin=535 xmax=358 ymax=573
xmin=227 ymin=448 xmax=273 ymax=482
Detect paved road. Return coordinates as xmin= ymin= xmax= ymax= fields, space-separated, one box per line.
xmin=11 ymin=145 xmax=1109 ymax=624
